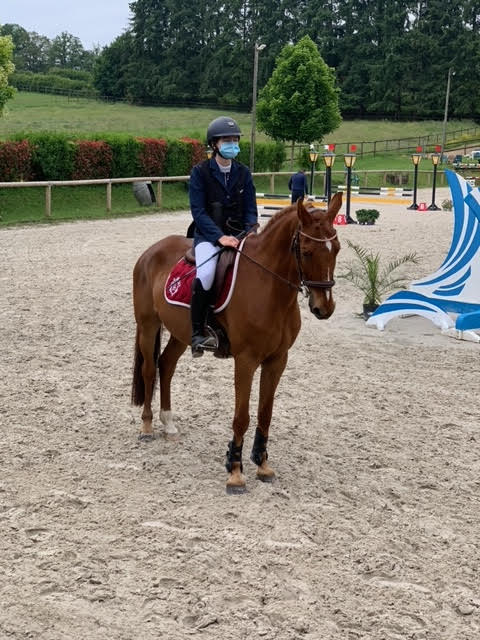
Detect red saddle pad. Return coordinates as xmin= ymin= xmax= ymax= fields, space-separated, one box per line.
xmin=164 ymin=257 xmax=236 ymax=312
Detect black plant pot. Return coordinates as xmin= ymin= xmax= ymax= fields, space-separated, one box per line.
xmin=363 ymin=303 xmax=379 ymax=319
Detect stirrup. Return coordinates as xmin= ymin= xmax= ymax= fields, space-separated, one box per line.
xmin=191 ymin=331 xmax=218 ymax=357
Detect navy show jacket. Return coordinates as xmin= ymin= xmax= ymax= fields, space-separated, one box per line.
xmin=189 ymin=157 xmax=258 ymax=246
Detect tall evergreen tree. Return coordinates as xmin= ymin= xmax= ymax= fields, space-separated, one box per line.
xmin=89 ymin=0 xmax=480 ymax=118
xmin=93 ymin=32 xmax=135 ymax=99
xmin=368 ymin=1 xmax=414 ymax=117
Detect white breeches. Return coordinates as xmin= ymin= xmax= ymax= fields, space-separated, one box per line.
xmin=195 ymin=242 xmax=219 ymax=290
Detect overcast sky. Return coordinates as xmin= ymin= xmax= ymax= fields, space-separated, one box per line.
xmin=1 ymin=0 xmax=133 ymax=49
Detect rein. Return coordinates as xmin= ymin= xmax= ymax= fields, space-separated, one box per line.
xmin=233 ymin=245 xmax=302 ymax=292
xmin=234 ymin=227 xmax=337 ymax=294
xmin=171 ymin=223 xmax=337 ymax=295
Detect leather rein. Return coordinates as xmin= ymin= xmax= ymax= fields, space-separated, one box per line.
xmin=235 ymin=226 xmax=337 ymax=294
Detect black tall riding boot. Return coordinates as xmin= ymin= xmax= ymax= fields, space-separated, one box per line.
xmin=191 ymin=278 xmax=217 ymax=357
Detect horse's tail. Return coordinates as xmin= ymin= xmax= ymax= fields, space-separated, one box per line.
xmin=131 ymin=326 xmax=161 ymax=406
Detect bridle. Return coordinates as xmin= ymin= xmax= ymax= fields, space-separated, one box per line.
xmin=233 ymin=224 xmax=337 ymax=295
xmin=291 ymin=227 xmax=337 ymax=292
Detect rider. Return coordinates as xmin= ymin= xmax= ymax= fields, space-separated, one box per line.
xmin=188 ymin=116 xmax=258 ymax=357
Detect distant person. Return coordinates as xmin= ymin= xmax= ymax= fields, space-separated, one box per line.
xmin=288 ymin=170 xmax=308 ymax=203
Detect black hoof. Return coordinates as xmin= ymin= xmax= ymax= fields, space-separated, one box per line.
xmin=226 ymin=484 xmax=247 ymax=495
xmin=138 ymin=433 xmax=155 ymax=442
xmin=257 ymin=474 xmax=275 ymax=484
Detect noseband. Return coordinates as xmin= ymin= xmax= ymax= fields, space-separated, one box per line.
xmin=292 ymin=228 xmax=337 ymax=291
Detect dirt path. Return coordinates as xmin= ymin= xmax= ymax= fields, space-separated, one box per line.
xmin=1 ymin=204 xmax=479 ymax=639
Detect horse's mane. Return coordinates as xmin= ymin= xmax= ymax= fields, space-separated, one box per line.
xmin=259 ymin=203 xmax=297 ymax=236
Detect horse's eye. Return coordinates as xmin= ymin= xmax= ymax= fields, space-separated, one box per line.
xmin=302 ymin=251 xmax=313 ymax=258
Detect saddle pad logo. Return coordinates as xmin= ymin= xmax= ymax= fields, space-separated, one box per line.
xmin=167 ymin=276 xmax=181 ymax=297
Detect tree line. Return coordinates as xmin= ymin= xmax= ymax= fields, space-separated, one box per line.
xmin=94 ymin=0 xmax=480 ymax=119
xmin=2 ymin=1 xmax=480 ymax=119
xmin=0 ymin=24 xmax=99 ymax=73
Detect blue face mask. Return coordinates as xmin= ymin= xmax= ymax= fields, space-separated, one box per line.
xmin=219 ymin=142 xmax=240 ymax=159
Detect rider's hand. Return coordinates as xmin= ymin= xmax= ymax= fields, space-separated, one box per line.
xmin=218 ymin=235 xmax=239 ymax=248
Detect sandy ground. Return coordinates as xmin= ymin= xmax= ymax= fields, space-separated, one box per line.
xmin=1 ymin=187 xmax=479 ymax=640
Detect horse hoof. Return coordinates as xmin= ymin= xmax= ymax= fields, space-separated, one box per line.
xmin=226 ymin=484 xmax=247 ymax=495
xmin=164 ymin=432 xmax=180 ymax=442
xmin=257 ymin=473 xmax=275 ymax=483
xmin=138 ymin=433 xmax=155 ymax=442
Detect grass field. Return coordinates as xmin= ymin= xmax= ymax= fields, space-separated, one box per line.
xmin=0 ymin=91 xmax=476 ymax=225
xmin=1 ymin=91 xmax=478 ymax=144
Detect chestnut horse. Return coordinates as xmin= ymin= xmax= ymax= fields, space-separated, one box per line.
xmin=131 ymin=194 xmax=342 ymax=493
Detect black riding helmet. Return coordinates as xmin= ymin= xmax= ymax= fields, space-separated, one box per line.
xmin=207 ymin=116 xmax=242 ymax=148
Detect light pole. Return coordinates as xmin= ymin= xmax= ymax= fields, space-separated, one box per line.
xmin=344 ymin=152 xmax=357 ymax=223
xmin=407 ymin=149 xmax=423 ymax=210
xmin=250 ymin=43 xmax=266 ymax=172
xmin=428 ymin=148 xmax=441 ymax=210
xmin=440 ymin=67 xmax=454 ymax=163
xmin=309 ymin=144 xmax=319 ymax=196
xmin=322 ymin=151 xmax=335 ymax=204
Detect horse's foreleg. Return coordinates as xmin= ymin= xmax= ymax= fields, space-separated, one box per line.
xmin=253 ymin=352 xmax=288 ymax=481
xmin=158 ymin=335 xmax=187 ymax=439
xmin=226 ymin=355 xmax=257 ymax=494
xmin=138 ymin=323 xmax=161 ymax=440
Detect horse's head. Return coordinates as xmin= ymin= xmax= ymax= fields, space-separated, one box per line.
xmin=295 ymin=194 xmax=342 ymax=319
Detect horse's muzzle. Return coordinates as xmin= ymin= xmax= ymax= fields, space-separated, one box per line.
xmin=309 ymin=296 xmax=335 ymax=320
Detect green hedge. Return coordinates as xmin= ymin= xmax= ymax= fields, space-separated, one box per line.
xmin=11 ymin=71 xmax=97 ymax=97
xmin=165 ymin=139 xmax=192 ymax=176
xmin=0 ymin=133 xmax=286 ymax=181
xmin=238 ymin=140 xmax=286 ymax=171
xmin=94 ymin=134 xmax=142 ymax=178
xmin=11 ymin=132 xmax=76 ymax=180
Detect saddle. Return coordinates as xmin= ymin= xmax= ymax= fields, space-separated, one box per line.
xmin=184 ymin=245 xmax=237 ymax=358
xmin=184 ymin=245 xmax=236 ymax=300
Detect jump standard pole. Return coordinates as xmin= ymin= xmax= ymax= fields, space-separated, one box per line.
xmin=428 ymin=150 xmax=441 ymax=211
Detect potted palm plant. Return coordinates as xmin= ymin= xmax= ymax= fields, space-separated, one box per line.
xmin=339 ymin=240 xmax=419 ymax=319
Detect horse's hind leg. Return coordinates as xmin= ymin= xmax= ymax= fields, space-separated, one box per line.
xmin=138 ymin=321 xmax=161 ymax=440
xmin=252 ymin=351 xmax=288 ymax=482
xmin=158 ymin=335 xmax=187 ymax=439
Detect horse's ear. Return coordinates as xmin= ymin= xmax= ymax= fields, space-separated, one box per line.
xmin=326 ymin=192 xmax=342 ymax=223
xmin=296 ymin=197 xmax=311 ymax=226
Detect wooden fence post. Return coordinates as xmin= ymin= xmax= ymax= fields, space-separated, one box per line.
xmin=270 ymin=174 xmax=274 ymax=192
xmin=106 ymin=182 xmax=112 ymax=212
xmin=45 ymin=184 xmax=52 ymax=218
xmin=157 ymin=180 xmax=163 ymax=209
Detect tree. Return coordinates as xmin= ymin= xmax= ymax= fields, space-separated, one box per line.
xmin=48 ymin=32 xmax=85 ymax=69
xmin=256 ymin=35 xmax=341 ymax=164
xmin=93 ymin=33 xmax=135 ymax=99
xmin=0 ymin=33 xmax=15 ymax=116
